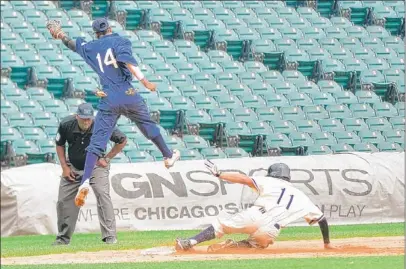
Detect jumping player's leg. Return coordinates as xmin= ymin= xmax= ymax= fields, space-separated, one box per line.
xmin=75 ymin=108 xmax=118 ymax=207
xmin=122 ymin=101 xmax=180 ymax=168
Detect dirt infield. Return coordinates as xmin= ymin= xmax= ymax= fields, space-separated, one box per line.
xmin=1 ymin=236 xmax=403 ymax=265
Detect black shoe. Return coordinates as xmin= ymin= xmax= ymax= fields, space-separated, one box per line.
xmin=52 ymin=239 xmax=69 ymax=246
xmin=103 ymin=237 xmax=117 ymax=244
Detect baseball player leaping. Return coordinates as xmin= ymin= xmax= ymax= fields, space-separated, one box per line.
xmin=175 ymin=160 xmax=333 ymax=252
xmin=46 ymin=19 xmax=180 ymax=207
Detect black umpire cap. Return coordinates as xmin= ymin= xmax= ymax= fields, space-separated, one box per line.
xmin=267 ymin=163 xmax=291 ymax=181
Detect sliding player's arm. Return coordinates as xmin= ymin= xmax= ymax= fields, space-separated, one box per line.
xmin=115 ymin=39 xmax=156 ymax=91
xmin=204 ymin=160 xmax=257 ymax=189
xmin=306 ymin=214 xmax=333 ymax=250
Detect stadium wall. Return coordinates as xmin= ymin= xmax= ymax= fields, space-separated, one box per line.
xmin=1 ymin=152 xmax=404 ymax=237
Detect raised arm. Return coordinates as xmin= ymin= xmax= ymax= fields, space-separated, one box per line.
xmin=46 ymin=20 xmax=76 ymax=52
xmin=204 ymin=160 xmax=256 ymax=189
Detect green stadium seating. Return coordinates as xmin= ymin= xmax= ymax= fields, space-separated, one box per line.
xmin=319 ymin=118 xmax=346 ymax=132
xmin=350 ymin=103 xmax=377 ymax=118
xmin=32 ymin=112 xmax=59 ymax=127
xmin=326 ymin=104 xmax=353 ymax=119
xmin=269 ymin=119 xmax=297 ymax=134
xmin=295 ymin=119 xmax=322 ymax=134
xmin=342 ymin=118 xmax=369 ymax=132
xmin=262 ymin=93 xmax=290 ymax=107
xmin=307 ymin=145 xmax=333 ymax=155
xmin=256 ymin=107 xmax=282 ymax=121
xmin=250 ymin=82 xmax=275 ymax=96
xmin=382 ymin=129 xmax=404 ymax=144
xmin=353 ymin=142 xmax=379 ymax=153
xmin=126 ymin=150 xmax=155 ymax=163
xmin=376 ymin=142 xmax=403 ymax=152
xmin=209 ymin=108 xmax=235 ymax=123
xmin=6 ymin=112 xmax=33 ymax=127
xmin=192 ymin=95 xmax=219 ymax=110
xmin=224 ymin=147 xmax=250 ymax=158
xmin=389 ymin=116 xmax=406 ymax=130
xmin=200 ymin=147 xmax=227 ymax=159
xmin=355 ymin=91 xmax=382 ymax=104
xmin=334 ymin=131 xmax=362 ymax=145
xmin=303 ymin=105 xmax=330 ymax=120
xmin=330 ymin=143 xmax=354 ymax=153
xmin=358 ymin=130 xmax=386 ymax=144
xmin=215 ymin=94 xmax=244 ymax=109
xmin=311 ymin=131 xmax=337 ymax=146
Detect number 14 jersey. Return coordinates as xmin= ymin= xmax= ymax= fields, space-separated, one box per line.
xmin=251 ymin=176 xmax=324 ymax=227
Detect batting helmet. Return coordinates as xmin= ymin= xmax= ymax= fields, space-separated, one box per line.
xmin=266 ymin=163 xmax=291 ymax=181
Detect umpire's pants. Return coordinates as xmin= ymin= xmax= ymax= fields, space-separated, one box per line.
xmin=56 ymin=164 xmax=116 ymax=243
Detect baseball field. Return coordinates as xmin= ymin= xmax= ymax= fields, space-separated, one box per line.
xmin=1 ymin=222 xmax=404 ymax=269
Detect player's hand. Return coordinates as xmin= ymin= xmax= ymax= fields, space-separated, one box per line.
xmin=95 ymin=89 xmax=107 ymax=98
xmin=96 ymin=157 xmax=109 ymax=168
xmin=62 ymin=165 xmax=76 ymax=182
xmin=204 ymin=159 xmax=221 ymax=177
xmin=142 ymin=80 xmax=156 ymax=92
xmin=324 ymin=243 xmax=336 ymax=250
xmin=46 ymin=20 xmax=66 ymax=40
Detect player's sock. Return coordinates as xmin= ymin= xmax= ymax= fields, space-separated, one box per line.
xmin=189 ymin=225 xmax=215 ymax=246
xmin=80 ymin=152 xmax=98 ymax=185
xmin=151 ymin=134 xmax=172 ymax=158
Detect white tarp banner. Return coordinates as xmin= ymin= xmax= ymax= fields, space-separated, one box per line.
xmin=1 ymin=152 xmax=404 ymax=237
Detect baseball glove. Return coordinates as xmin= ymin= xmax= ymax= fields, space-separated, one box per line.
xmin=46 ymin=20 xmax=65 ymax=39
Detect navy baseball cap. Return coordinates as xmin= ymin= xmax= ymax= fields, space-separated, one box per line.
xmin=76 ymin=103 xmax=95 ymax=119
xmin=92 ymin=18 xmax=110 ymax=33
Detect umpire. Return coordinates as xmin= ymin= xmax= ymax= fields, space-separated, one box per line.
xmin=53 ymin=103 xmax=127 ymax=245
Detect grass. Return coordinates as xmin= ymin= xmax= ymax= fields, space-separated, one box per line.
xmin=1 ymin=256 xmax=404 ymax=269
xmin=1 ymin=222 xmax=403 ymax=258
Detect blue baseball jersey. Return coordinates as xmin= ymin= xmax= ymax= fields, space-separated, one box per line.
xmin=75 ymin=33 xmax=141 ymax=105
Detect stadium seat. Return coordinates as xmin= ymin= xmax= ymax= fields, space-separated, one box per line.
xmin=394 ymin=102 xmax=405 ymax=115
xmin=285 ymin=92 xmax=313 ymax=107
xmin=231 ymin=108 xmax=258 ymax=122
xmin=306 ymin=145 xmax=333 ymax=155
xmin=294 ymin=119 xmax=321 ymax=134
xmin=289 ymin=132 xmax=314 ymax=147
xmin=382 ymin=130 xmax=404 ymax=144
xmin=358 ymin=130 xmax=386 ymax=144
xmin=376 ymin=142 xmax=403 ymax=152
xmin=342 ymin=118 xmax=369 ymax=132
xmin=246 ymin=121 xmax=273 ymax=135
xmin=40 ymin=100 xmax=69 ymax=114
xmin=366 ymin=117 xmax=393 ymax=132
xmin=262 ymin=93 xmax=290 ymax=107
xmin=19 ymin=127 xmax=48 ymax=141
xmin=330 ymin=143 xmax=354 ymax=153
xmin=311 ymin=131 xmax=337 ymax=146
xmin=334 ymin=131 xmax=362 ymax=145
xmin=355 ymin=91 xmax=382 ymax=104
xmin=200 ymin=147 xmax=227 ymax=159
xmin=389 ymin=116 xmax=405 ymax=131
xmin=32 ymin=112 xmax=59 ymax=127
xmin=353 ymin=143 xmax=379 ymax=153
xmin=215 ymin=94 xmax=243 ymax=109
xmin=224 ymin=147 xmax=250 ymax=158
xmin=239 ymin=93 xmax=267 ymax=109
xmin=16 ymin=100 xmax=44 ymax=114
xmin=192 ymin=95 xmax=219 ymax=110
xmin=311 ymin=92 xmax=337 ymax=106
xmin=303 ymin=105 xmax=330 ymax=120
xmin=319 ymin=118 xmax=346 ymax=132
xmin=349 ymin=103 xmax=376 ymax=118
xmin=209 ymin=108 xmax=235 ymax=123
xmin=269 ymin=119 xmax=297 ymax=134
xmin=6 ymin=112 xmax=33 ymax=127
xmin=126 ymin=150 xmax=155 ymax=163
xmin=250 ymin=82 xmax=275 ymax=96
xmin=256 ymin=107 xmax=282 ymax=121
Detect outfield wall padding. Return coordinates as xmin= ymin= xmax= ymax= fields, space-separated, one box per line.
xmin=1 ymin=152 xmax=404 ymax=237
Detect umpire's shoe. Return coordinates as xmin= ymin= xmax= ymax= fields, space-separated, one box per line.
xmin=164 ymin=149 xmax=181 ymax=169
xmin=52 ymin=239 xmax=69 ymax=246
xmin=175 ymin=238 xmax=192 ymax=251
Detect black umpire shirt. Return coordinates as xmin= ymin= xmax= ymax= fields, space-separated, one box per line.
xmin=55 ymin=115 xmax=127 ymax=170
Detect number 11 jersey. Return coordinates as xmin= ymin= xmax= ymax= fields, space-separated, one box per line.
xmin=251 ymin=176 xmax=324 ymax=227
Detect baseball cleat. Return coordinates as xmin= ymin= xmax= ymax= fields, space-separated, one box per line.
xmin=75 ymin=180 xmax=90 ymax=207
xmin=175 ymin=238 xmax=192 ymax=251
xmin=164 ymin=149 xmax=180 ymax=169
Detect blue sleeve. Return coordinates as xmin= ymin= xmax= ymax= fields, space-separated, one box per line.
xmin=75 ymin=37 xmax=87 ymax=58
xmin=115 ymin=39 xmax=138 ymax=66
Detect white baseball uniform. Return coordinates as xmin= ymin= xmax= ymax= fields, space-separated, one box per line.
xmin=212 ymin=176 xmax=324 ymax=240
